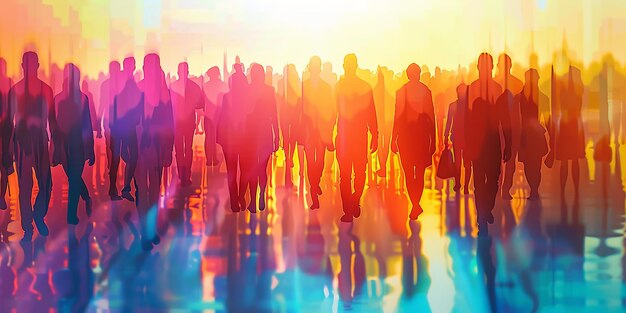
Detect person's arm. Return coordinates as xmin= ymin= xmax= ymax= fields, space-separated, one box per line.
xmin=270 ymin=88 xmax=280 ymax=152
xmin=45 ymin=86 xmax=56 ymax=140
xmin=82 ymin=95 xmax=95 ymax=165
xmin=444 ymin=101 xmax=455 ymax=143
xmin=498 ymin=89 xmax=512 ymax=161
xmin=426 ymin=89 xmax=436 ymax=154
xmin=367 ymin=88 xmax=379 ymax=153
xmin=98 ymin=83 xmax=107 ymax=135
xmin=391 ymin=87 xmax=403 ymax=153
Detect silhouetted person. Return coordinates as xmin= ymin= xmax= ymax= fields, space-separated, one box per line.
xmin=0 ymin=58 xmax=13 ymax=210
xmin=202 ymin=66 xmax=227 ymax=166
xmin=335 ymin=54 xmax=378 ymax=222
xmin=171 ymin=62 xmax=204 ymax=186
xmin=465 ymin=53 xmax=512 ymax=231
xmin=494 ymin=53 xmax=523 ymax=200
xmin=444 ymin=82 xmax=471 ymax=194
xmin=112 ymin=57 xmax=141 ymax=201
xmin=373 ymin=67 xmax=394 ymax=178
xmin=278 ymin=64 xmax=302 ymax=188
xmin=300 ymin=56 xmax=336 ymax=210
xmin=241 ymin=64 xmax=279 ymax=213
xmin=217 ymin=64 xmax=250 ymax=212
xmin=391 ymin=64 xmax=435 ymax=220
xmin=52 ymin=64 xmax=95 ymax=225
xmin=8 ymin=51 xmax=54 ymax=239
xmin=100 ymin=61 xmax=123 ymax=199
xmin=136 ymin=53 xmax=174 ymax=250
xmin=555 ymin=66 xmax=585 ymax=201
xmin=518 ymin=69 xmax=550 ymax=200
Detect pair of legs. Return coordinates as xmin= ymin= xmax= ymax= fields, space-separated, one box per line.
xmin=376 ymin=132 xmax=390 ymax=177
xmin=134 ymin=145 xmax=162 ymax=251
xmin=523 ymin=158 xmax=542 ymax=200
xmin=452 ymin=142 xmax=471 ymax=194
xmin=280 ymin=120 xmax=297 ymax=187
xmin=108 ymin=130 xmax=137 ymax=200
xmin=337 ymin=140 xmax=367 ymax=222
xmin=16 ymin=146 xmax=52 ymax=238
xmin=399 ymin=153 xmax=426 ymax=220
xmin=501 ymin=148 xmax=518 ymax=199
xmin=62 ymin=143 xmax=92 ymax=224
xmin=305 ymin=140 xmax=326 ymax=210
xmin=240 ymin=151 xmax=272 ymax=213
xmin=204 ymin=118 xmax=219 ymax=166
xmin=175 ymin=126 xmax=194 ymax=186
xmin=560 ymin=159 xmax=580 ymax=200
xmin=223 ymin=147 xmax=243 ymax=212
xmin=472 ymin=155 xmax=501 ymax=227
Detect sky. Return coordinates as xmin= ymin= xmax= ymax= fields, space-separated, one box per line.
xmin=1 ymin=0 xmax=625 ymax=76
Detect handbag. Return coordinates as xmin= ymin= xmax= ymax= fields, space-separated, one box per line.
xmin=437 ymin=144 xmax=456 ymax=179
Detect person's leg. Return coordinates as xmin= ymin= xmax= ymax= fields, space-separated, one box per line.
xmin=258 ymin=153 xmax=271 ymax=211
xmin=174 ymin=130 xmax=185 ymax=184
xmin=17 ymin=152 xmax=34 ymax=236
xmin=305 ymin=143 xmax=321 ymax=209
xmin=204 ymin=118 xmax=218 ymax=166
xmin=376 ymin=133 xmax=390 ymax=177
xmin=183 ymin=128 xmax=194 ymax=184
xmin=337 ymin=147 xmax=353 ymax=221
xmin=501 ymin=153 xmax=516 ymax=199
xmin=399 ymin=153 xmax=422 ymax=219
xmin=65 ymin=156 xmax=84 ymax=225
xmin=524 ymin=158 xmax=541 ymax=200
xmin=122 ymin=132 xmax=138 ymax=198
xmin=462 ymin=151 xmax=472 ymax=194
xmin=483 ymin=156 xmax=501 ymax=224
xmin=352 ymin=147 xmax=368 ymax=218
xmin=146 ymin=159 xmax=161 ymax=245
xmin=133 ymin=151 xmax=149 ymax=249
xmin=472 ymin=160 xmax=487 ymax=224
xmin=572 ymin=159 xmax=580 ymax=199
xmin=109 ymin=132 xmax=121 ymax=197
xmin=560 ymin=159 xmax=568 ymax=200
xmin=223 ymin=149 xmax=240 ymax=212
xmin=452 ymin=142 xmax=462 ymax=191
xmin=33 ymin=147 xmax=52 ymax=236
xmin=238 ymin=149 xmax=253 ymax=212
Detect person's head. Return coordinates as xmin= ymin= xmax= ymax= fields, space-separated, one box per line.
xmin=308 ymin=56 xmax=322 ymax=77
xmin=143 ymin=53 xmax=161 ymax=80
xmin=406 ymin=63 xmax=421 ymax=82
xmin=81 ymin=79 xmax=89 ymax=91
xmin=64 ymin=63 xmax=81 ymax=90
xmin=22 ymin=51 xmax=39 ymax=78
xmin=456 ymin=82 xmax=468 ymax=98
xmin=178 ymin=62 xmax=189 ymax=80
xmin=109 ymin=61 xmax=121 ymax=76
xmin=229 ymin=68 xmax=248 ymax=92
xmin=477 ymin=52 xmax=494 ymax=79
xmin=206 ymin=66 xmax=220 ymax=81
xmin=250 ymin=63 xmax=265 ymax=85
xmin=343 ymin=53 xmax=358 ymax=77
xmin=122 ymin=57 xmax=135 ymax=78
xmin=524 ymin=68 xmax=539 ymax=86
xmin=497 ymin=53 xmax=512 ymax=74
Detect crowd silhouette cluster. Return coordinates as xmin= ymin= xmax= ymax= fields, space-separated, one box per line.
xmin=0 ymin=48 xmax=617 ymax=248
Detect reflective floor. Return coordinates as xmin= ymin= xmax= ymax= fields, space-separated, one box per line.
xmin=0 ymin=139 xmax=625 ymax=312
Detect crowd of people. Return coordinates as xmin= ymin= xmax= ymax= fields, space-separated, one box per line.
xmin=0 ymin=48 xmax=613 ymax=248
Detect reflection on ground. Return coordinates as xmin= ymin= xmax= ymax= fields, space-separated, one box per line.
xmin=0 ymin=139 xmax=624 ymax=312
